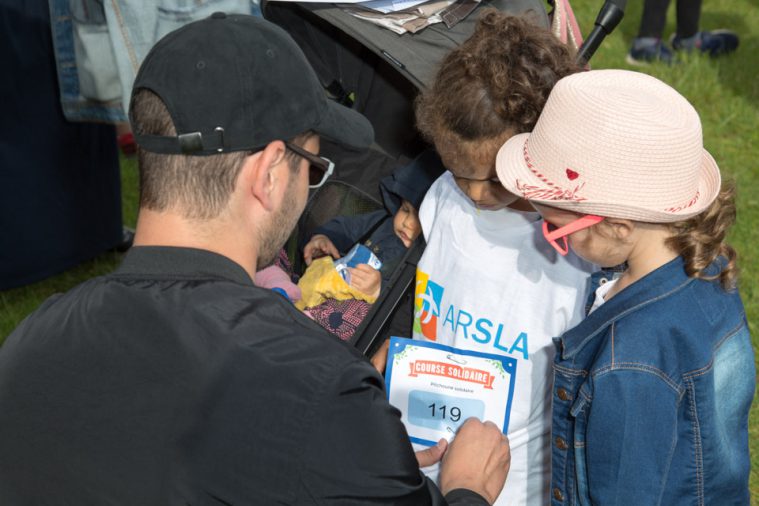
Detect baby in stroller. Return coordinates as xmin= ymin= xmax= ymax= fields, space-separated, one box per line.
xmin=296 ymin=151 xmax=443 ymax=340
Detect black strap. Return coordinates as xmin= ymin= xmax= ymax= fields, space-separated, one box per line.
xmin=357 ymin=213 xmax=388 ymax=247
xmin=134 ymin=129 xmax=234 ymax=155
xmin=349 ymin=236 xmax=425 ymax=356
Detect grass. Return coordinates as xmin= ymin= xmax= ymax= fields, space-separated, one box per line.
xmin=1 ymin=0 xmax=757 ymax=501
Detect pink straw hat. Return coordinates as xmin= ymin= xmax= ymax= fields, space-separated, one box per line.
xmin=496 ymin=69 xmax=721 ymax=223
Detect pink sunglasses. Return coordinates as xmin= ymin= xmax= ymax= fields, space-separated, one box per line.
xmin=542 ymin=215 xmax=605 ymax=256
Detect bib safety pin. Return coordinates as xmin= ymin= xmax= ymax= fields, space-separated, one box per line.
xmin=446 ymin=354 xmax=467 ymax=365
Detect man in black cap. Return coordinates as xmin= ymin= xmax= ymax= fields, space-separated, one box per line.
xmin=0 ymin=14 xmax=509 ymax=505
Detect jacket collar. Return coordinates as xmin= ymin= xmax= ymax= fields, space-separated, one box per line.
xmin=558 ymin=256 xmax=693 ymax=360
xmin=113 ymin=246 xmax=254 ymax=285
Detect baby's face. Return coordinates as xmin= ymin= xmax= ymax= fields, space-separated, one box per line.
xmin=394 ymin=200 xmax=422 ymax=248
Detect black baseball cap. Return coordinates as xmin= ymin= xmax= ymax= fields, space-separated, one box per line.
xmin=129 ymin=12 xmax=373 ymax=155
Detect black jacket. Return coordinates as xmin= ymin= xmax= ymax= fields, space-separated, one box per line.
xmin=0 ymin=246 xmax=486 ymax=505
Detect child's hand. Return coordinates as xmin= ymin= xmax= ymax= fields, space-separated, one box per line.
xmin=303 ymin=234 xmax=340 ymax=265
xmin=348 ymin=264 xmax=381 ymax=298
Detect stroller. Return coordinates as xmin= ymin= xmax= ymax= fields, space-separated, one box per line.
xmin=262 ymin=0 xmax=625 ymax=359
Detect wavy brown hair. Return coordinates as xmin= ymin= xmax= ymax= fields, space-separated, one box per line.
xmin=415 ymin=9 xmax=580 ymax=172
xmin=666 ymin=182 xmax=739 ymax=290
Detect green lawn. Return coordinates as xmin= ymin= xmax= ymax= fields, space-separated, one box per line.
xmin=1 ymin=0 xmax=757 ymax=501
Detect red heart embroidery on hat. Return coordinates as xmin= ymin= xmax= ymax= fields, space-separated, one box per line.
xmin=566 ymin=168 xmax=579 ymax=180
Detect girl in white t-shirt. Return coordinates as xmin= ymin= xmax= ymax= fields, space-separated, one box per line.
xmin=407 ymin=10 xmax=595 ymax=506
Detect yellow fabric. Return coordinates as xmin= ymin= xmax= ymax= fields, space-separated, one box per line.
xmin=295 ymin=256 xmax=378 ymax=310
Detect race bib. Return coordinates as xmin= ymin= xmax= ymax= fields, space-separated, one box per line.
xmin=385 ymin=337 xmax=517 ymax=446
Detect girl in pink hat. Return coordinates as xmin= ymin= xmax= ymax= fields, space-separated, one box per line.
xmin=497 ymin=69 xmax=754 ymax=505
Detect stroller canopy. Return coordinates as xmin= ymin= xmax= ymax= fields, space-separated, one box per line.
xmin=263 ymin=0 xmax=549 ymax=90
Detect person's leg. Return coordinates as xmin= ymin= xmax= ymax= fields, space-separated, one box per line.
xmin=674 ymin=0 xmax=702 ymax=39
xmin=0 ymin=0 xmax=124 ymax=290
xmin=671 ymin=0 xmax=739 ymax=57
xmin=628 ymin=0 xmax=676 ymax=64
xmin=638 ymin=0 xmax=671 ymax=38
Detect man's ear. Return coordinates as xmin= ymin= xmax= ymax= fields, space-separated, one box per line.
xmin=242 ymin=141 xmax=287 ymax=212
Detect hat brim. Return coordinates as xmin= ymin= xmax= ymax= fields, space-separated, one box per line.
xmin=496 ymin=134 xmax=721 ymax=223
xmin=312 ymin=100 xmax=374 ymax=151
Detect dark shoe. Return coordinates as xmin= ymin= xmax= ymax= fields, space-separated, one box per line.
xmin=671 ymin=30 xmax=739 ymax=57
xmin=626 ymin=37 xmax=676 ymax=65
xmin=112 ymin=226 xmax=135 ymax=253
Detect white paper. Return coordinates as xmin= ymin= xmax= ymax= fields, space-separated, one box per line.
xmin=268 ymin=0 xmax=427 ymax=9
xmin=353 ymin=0 xmax=429 ymax=12
xmin=385 ymin=337 xmax=517 ymax=446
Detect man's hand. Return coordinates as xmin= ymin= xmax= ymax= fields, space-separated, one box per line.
xmin=303 ymin=234 xmax=340 ymax=265
xmin=348 ymin=264 xmax=381 ymax=298
xmin=415 ymin=438 xmax=448 ymax=468
xmin=370 ymin=338 xmax=391 ymax=374
xmin=439 ymin=418 xmax=511 ymax=505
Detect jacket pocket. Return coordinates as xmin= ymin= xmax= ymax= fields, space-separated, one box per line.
xmin=69 ymin=0 xmax=122 ymax=101
xmin=155 ymin=0 xmax=252 ymax=40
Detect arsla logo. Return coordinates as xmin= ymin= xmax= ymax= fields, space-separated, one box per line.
xmin=414 ymin=269 xmax=444 ymax=341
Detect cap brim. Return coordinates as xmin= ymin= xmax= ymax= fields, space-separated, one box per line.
xmin=313 ymin=101 xmax=374 ymax=151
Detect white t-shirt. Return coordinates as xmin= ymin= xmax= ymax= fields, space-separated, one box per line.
xmin=412 ymin=172 xmax=595 ymax=506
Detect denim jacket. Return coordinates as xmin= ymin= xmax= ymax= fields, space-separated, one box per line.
xmin=49 ymin=0 xmax=126 ymax=122
xmin=50 ymin=0 xmax=257 ymax=123
xmin=551 ymin=256 xmax=754 ymax=506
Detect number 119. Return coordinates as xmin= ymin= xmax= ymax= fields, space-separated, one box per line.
xmin=428 ymin=403 xmax=461 ymax=422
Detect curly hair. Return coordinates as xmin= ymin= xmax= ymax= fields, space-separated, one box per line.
xmin=666 ymin=182 xmax=739 ymax=290
xmin=415 ymin=9 xmax=580 ymax=172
